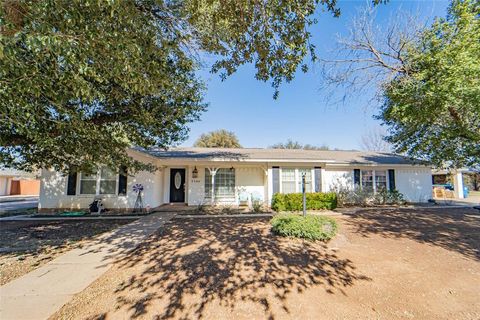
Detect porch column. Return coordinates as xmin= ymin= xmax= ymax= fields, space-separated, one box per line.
xmin=208 ymin=168 xmax=217 ymax=204
xmin=453 ymin=171 xmax=465 ymax=199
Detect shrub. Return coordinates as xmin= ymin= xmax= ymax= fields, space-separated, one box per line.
xmin=271 ymin=192 xmax=337 ymax=212
xmin=333 ymin=183 xmax=406 ymax=207
xmin=252 ymin=200 xmax=265 ymax=213
xmin=270 ymin=214 xmax=337 ymax=241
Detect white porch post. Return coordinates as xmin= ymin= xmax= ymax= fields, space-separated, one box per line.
xmin=320 ymin=168 xmax=326 ymax=192
xmin=453 ymin=171 xmax=465 ymax=199
xmin=208 ymin=168 xmax=217 ymax=204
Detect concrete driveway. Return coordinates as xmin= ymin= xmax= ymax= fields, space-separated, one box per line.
xmin=0 ymin=197 xmax=38 ymax=214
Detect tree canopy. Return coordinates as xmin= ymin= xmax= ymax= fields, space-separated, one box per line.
xmin=0 ymin=0 xmax=344 ymax=173
xmin=380 ymin=0 xmax=479 ymax=168
xmin=321 ymin=0 xmax=479 ymax=169
xmin=193 ymin=129 xmax=241 ymax=148
xmin=270 ymin=139 xmax=330 ymax=150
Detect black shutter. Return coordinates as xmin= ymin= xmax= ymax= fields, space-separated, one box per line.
xmin=353 ymin=169 xmax=361 ymax=188
xmin=388 ymin=169 xmax=396 ymax=191
xmin=272 ymin=167 xmax=280 ymax=194
xmin=118 ymin=166 xmax=127 ymax=196
xmin=314 ymin=167 xmax=322 ymax=192
xmin=66 ymin=172 xmax=77 ymax=195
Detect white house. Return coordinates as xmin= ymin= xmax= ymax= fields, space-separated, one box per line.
xmin=38 ymin=147 xmax=433 ymax=212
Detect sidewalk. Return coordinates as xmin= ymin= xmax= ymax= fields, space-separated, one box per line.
xmin=0 ymin=211 xmax=175 ymax=320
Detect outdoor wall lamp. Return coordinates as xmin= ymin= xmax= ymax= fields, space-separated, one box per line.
xmin=192 ymin=166 xmax=198 ymax=179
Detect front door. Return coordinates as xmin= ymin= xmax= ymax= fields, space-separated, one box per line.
xmin=169 ymin=169 xmax=186 ymax=203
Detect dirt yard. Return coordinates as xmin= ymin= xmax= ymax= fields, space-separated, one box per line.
xmin=52 ymin=208 xmax=480 ymax=320
xmin=0 ymin=219 xmax=135 ymax=285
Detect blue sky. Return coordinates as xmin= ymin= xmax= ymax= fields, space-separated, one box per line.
xmin=181 ymin=0 xmax=449 ymax=150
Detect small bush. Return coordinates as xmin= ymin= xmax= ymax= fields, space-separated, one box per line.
xmin=333 ymin=184 xmax=406 ymax=207
xmin=270 ymin=214 xmax=337 ymax=241
xmin=271 ymin=192 xmax=337 ymax=212
xmin=252 ymin=200 xmax=264 ymax=213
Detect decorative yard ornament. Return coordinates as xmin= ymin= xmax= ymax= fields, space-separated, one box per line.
xmin=133 ymin=184 xmax=145 ymax=214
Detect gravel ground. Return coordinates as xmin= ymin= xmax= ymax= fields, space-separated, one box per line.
xmin=0 ymin=219 xmax=135 ymax=285
xmin=52 ymin=207 xmax=480 ymax=319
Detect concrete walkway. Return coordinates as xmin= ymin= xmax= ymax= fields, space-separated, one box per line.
xmin=0 ymin=195 xmax=38 ymax=203
xmin=0 ymin=212 xmax=175 ymax=320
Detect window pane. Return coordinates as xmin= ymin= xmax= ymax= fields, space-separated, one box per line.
xmin=215 ymin=168 xmax=235 ymax=198
xmin=80 ymin=172 xmax=97 ymax=195
xmin=80 ymin=180 xmax=96 ymax=194
xmin=205 ymin=169 xmax=212 ymax=197
xmin=100 ymin=180 xmax=116 ymax=194
xmin=81 ymin=172 xmax=97 ymax=180
xmin=298 ymin=169 xmax=312 ymax=192
xmin=375 ymin=170 xmax=387 ymax=191
xmin=361 ymin=170 xmax=373 ymax=191
xmin=205 ymin=168 xmax=235 ymax=199
xmin=100 ymin=167 xmax=115 ymax=180
xmin=281 ymin=169 xmax=296 ymax=194
xmin=99 ymin=167 xmax=116 ymax=194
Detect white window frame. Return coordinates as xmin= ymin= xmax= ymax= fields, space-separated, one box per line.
xmin=374 ymin=170 xmax=388 ymax=192
xmin=204 ymin=168 xmax=236 ymax=200
xmin=76 ymin=168 xmax=119 ymax=196
xmin=279 ymin=168 xmax=315 ymax=193
xmin=79 ymin=172 xmax=97 ymax=195
xmin=359 ymin=169 xmax=389 ymax=194
xmin=280 ymin=168 xmax=296 ymax=194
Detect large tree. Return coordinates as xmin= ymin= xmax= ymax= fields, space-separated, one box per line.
xmin=380 ymin=1 xmax=479 ymax=168
xmin=321 ymin=0 xmax=479 ymax=169
xmin=0 ymin=0 xmax=346 ymax=173
xmin=193 ymin=129 xmax=241 ymax=148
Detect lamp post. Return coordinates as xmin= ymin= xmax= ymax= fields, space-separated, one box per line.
xmin=302 ymin=173 xmax=306 ymax=217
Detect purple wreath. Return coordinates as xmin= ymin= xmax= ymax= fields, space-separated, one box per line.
xmin=132 ymin=184 xmax=144 ymax=193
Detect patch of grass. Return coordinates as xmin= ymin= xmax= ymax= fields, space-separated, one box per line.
xmin=270 ymin=214 xmax=338 ymax=241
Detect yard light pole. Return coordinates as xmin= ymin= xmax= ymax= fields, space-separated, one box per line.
xmin=302 ymin=173 xmax=306 ymax=217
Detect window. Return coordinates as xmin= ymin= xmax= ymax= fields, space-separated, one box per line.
xmin=80 ymin=172 xmax=97 ymax=195
xmin=361 ymin=170 xmax=373 ymax=191
xmin=359 ymin=170 xmax=388 ymax=193
xmin=100 ymin=167 xmax=116 ymax=194
xmin=79 ymin=168 xmax=117 ymax=195
xmin=280 ymin=168 xmax=313 ymax=193
xmin=375 ymin=170 xmax=387 ymax=191
xmin=298 ymin=168 xmax=312 ymax=193
xmin=205 ymin=168 xmax=235 ymax=200
xmin=281 ymin=169 xmax=296 ymax=194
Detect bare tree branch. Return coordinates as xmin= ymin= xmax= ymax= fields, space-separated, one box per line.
xmin=359 ymin=127 xmax=392 ymax=152
xmin=319 ymin=3 xmax=426 ymax=106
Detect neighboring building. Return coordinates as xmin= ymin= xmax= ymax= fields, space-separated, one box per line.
xmin=38 ymin=147 xmax=433 ymax=212
xmin=0 ymin=169 xmax=40 ymax=196
xmin=432 ymin=168 xmax=475 ymax=199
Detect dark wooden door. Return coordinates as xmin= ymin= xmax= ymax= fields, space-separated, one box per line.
xmin=169 ymin=169 xmax=186 ymax=203
xmin=10 ymin=180 xmax=20 ymax=195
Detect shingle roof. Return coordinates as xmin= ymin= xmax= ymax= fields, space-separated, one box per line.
xmin=0 ymin=168 xmax=38 ymax=177
xmin=135 ymin=147 xmax=420 ymax=165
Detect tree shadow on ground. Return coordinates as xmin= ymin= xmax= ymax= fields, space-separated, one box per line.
xmin=342 ymin=207 xmax=480 ymax=260
xmin=0 ymin=219 xmax=132 ymax=253
xmin=102 ymin=217 xmax=369 ymax=319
